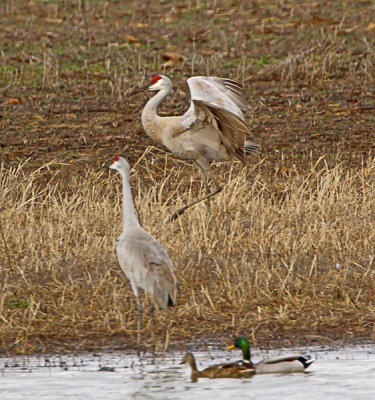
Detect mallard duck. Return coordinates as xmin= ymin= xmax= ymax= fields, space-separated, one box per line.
xmin=227 ymin=337 xmax=314 ymax=374
xmin=180 ymin=352 xmax=255 ymax=381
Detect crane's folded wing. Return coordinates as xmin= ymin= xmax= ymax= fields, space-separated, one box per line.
xmin=116 ymin=236 xmax=177 ymax=310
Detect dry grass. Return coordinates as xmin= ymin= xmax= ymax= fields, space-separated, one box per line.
xmin=1 ymin=151 xmax=374 ymax=354
xmin=1 ymin=0 xmax=375 ymax=354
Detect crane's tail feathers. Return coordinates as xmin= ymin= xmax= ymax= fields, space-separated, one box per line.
xmin=245 ymin=141 xmax=260 ymax=154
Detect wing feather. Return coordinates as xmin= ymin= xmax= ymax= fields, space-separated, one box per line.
xmin=187 ymin=76 xmax=247 ymax=120
xmin=143 ymin=239 xmax=177 ymax=310
xmin=177 ymin=77 xmax=257 ymax=161
xmin=191 ymin=100 xmax=251 ymax=163
xmin=222 ymin=79 xmax=247 ymax=105
xmin=117 ymin=234 xmax=177 ymax=310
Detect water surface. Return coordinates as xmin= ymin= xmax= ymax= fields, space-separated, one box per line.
xmin=1 ymin=344 xmax=374 ymax=399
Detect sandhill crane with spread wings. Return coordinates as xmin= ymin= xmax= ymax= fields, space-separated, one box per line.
xmin=133 ymin=75 xmax=259 ymax=219
xmin=108 ymin=156 xmax=177 ymax=355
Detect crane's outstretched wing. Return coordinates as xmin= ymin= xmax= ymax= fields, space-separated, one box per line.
xmin=180 ymin=100 xmax=252 ymax=163
xmin=187 ymin=76 xmax=246 ymax=120
xmin=176 ymin=77 xmax=258 ymax=162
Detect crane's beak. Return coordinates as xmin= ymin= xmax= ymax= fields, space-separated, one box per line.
xmin=227 ymin=344 xmax=236 ymax=351
xmin=96 ymin=165 xmax=110 ymax=172
xmin=128 ymin=82 xmax=151 ymax=97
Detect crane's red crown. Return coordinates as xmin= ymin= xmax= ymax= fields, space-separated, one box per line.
xmin=112 ymin=156 xmax=120 ymax=162
xmin=151 ymin=75 xmax=162 ymax=84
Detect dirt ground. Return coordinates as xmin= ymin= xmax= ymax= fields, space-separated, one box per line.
xmin=1 ymin=0 xmax=374 ymax=168
xmin=1 ymin=0 xmax=375 ymax=355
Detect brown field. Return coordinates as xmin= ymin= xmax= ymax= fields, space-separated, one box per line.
xmin=0 ymin=0 xmax=374 ymax=355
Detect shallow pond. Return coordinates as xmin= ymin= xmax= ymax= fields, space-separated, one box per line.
xmin=0 ymin=343 xmax=374 ymax=399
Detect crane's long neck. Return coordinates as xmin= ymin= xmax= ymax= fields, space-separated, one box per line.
xmin=121 ymin=171 xmax=140 ymax=231
xmin=141 ymin=88 xmax=170 ymax=141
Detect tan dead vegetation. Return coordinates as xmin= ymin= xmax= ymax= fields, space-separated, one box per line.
xmin=1 ymin=0 xmax=375 ymax=355
xmin=0 ymin=152 xmax=374 ymax=354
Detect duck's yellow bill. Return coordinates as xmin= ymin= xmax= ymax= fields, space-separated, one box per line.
xmin=227 ymin=344 xmax=235 ymax=350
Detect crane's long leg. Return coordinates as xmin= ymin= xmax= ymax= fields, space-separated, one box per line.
xmin=195 ymin=160 xmax=213 ymax=210
xmin=136 ymin=297 xmax=142 ymax=357
xmin=194 ymin=160 xmax=212 ymax=197
xmin=171 ymin=161 xmax=222 ymax=220
xmin=150 ymin=303 xmax=155 ymax=357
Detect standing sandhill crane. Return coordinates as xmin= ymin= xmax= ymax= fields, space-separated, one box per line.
xmin=108 ymin=156 xmax=177 ymax=355
xmin=133 ymin=75 xmax=259 ymax=219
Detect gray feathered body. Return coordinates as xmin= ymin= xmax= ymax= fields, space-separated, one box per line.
xmin=116 ymin=226 xmax=177 ymax=311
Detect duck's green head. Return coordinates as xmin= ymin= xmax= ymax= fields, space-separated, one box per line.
xmin=227 ymin=337 xmax=251 ymax=360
